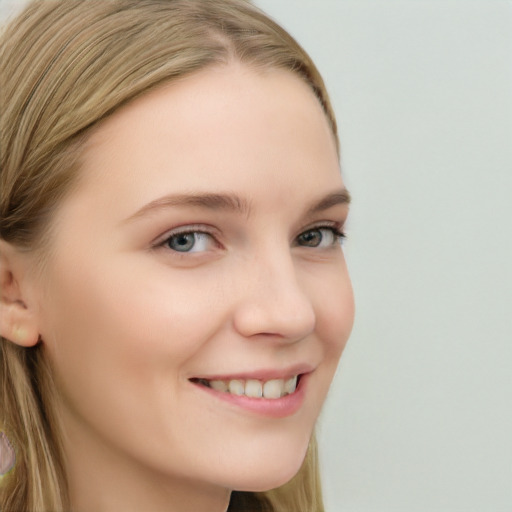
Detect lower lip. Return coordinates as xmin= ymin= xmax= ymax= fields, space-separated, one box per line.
xmin=191 ymin=374 xmax=309 ymax=418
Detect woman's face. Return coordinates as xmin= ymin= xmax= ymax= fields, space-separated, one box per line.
xmin=36 ymin=64 xmax=354 ymax=496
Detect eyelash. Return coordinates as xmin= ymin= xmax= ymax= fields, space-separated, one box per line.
xmin=154 ymin=223 xmax=346 ymax=254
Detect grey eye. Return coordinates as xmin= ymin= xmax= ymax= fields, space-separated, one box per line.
xmin=164 ymin=232 xmax=214 ymax=253
xmin=167 ymin=233 xmax=196 ymax=252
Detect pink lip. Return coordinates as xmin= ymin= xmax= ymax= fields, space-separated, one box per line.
xmin=190 ymin=363 xmax=315 ymax=382
xmin=190 ymin=371 xmax=311 ymax=419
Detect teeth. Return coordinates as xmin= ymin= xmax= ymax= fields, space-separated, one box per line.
xmin=263 ymin=379 xmax=284 ymax=399
xmin=228 ymin=379 xmax=245 ymax=396
xmin=196 ymin=375 xmax=300 ymax=399
xmin=245 ymin=379 xmax=263 ymax=398
xmin=284 ymin=375 xmax=298 ymax=395
xmin=210 ymin=380 xmax=228 ymax=392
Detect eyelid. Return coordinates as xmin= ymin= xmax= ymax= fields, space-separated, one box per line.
xmin=299 ymin=220 xmax=346 ymax=236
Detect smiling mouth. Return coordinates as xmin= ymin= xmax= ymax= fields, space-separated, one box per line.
xmin=189 ymin=375 xmax=302 ymax=399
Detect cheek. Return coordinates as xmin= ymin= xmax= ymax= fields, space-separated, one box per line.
xmin=308 ymin=262 xmax=355 ymax=359
xmin=44 ymin=251 xmax=211 ymax=342
xmin=39 ymin=256 xmax=217 ymax=410
xmin=38 ymin=255 xmax=227 ymax=468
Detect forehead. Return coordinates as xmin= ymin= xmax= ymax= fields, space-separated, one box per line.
xmin=72 ymin=63 xmax=342 ymax=217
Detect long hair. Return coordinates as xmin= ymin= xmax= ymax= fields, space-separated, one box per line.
xmin=0 ymin=1 xmax=338 ymax=510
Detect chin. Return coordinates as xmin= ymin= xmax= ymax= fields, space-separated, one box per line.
xmin=225 ymin=442 xmax=309 ymax=493
xmin=235 ymin=470 xmax=302 ymax=493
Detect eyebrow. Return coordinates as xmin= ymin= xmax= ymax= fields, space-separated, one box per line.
xmin=305 ymin=189 xmax=351 ymax=216
xmin=124 ymin=188 xmax=350 ymax=223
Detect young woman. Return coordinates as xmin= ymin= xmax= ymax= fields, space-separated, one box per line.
xmin=0 ymin=1 xmax=354 ymax=510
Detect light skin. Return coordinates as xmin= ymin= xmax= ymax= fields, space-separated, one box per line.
xmin=0 ymin=64 xmax=354 ymax=512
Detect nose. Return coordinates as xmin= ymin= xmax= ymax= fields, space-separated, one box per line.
xmin=232 ymin=251 xmax=316 ymax=342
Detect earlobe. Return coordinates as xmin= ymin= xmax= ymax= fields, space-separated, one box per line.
xmin=0 ymin=241 xmax=41 ymax=347
xmin=0 ymin=306 xmax=40 ymax=347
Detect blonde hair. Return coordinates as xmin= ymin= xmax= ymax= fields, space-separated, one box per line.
xmin=0 ymin=1 xmax=337 ymax=510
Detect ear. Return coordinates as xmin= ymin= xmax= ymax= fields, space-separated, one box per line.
xmin=0 ymin=240 xmax=40 ymax=347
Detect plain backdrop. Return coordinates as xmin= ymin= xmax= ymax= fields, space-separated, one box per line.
xmin=1 ymin=1 xmax=511 ymax=511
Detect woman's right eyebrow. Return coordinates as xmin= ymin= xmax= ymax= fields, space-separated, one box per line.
xmin=122 ymin=192 xmax=251 ymax=224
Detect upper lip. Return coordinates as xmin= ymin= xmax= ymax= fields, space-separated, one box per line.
xmin=189 ymin=363 xmax=315 ymax=382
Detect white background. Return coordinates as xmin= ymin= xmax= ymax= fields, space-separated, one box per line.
xmin=1 ymin=1 xmax=511 ymax=511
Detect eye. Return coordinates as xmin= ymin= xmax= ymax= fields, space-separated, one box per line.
xmin=296 ymin=226 xmax=345 ymax=248
xmin=162 ymin=231 xmax=216 ymax=253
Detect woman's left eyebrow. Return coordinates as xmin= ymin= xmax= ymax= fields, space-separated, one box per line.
xmin=305 ymin=188 xmax=351 ymax=216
